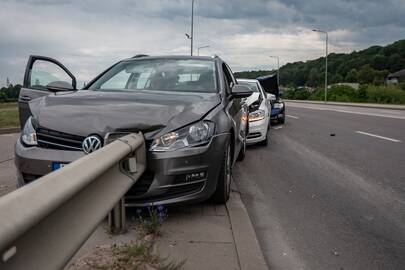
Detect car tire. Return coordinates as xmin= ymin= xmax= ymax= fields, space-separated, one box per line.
xmin=237 ymin=122 xmax=248 ymax=161
xmin=279 ymin=111 xmax=285 ymax=124
xmin=237 ymin=136 xmax=246 ymax=161
xmin=211 ymin=143 xmax=232 ymax=204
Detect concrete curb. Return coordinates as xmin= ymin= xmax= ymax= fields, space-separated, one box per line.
xmin=284 ymin=99 xmax=405 ymax=110
xmin=227 ymin=189 xmax=268 ymax=270
xmin=0 ymin=127 xmax=20 ymax=134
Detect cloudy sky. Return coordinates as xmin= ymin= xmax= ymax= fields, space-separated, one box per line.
xmin=1 ymin=0 xmax=404 ymax=87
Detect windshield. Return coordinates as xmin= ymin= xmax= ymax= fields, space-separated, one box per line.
xmin=88 ymin=58 xmax=217 ymax=93
xmin=238 ymin=81 xmax=260 ymax=92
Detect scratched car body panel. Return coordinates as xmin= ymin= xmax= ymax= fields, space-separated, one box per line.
xmin=15 ymin=55 xmax=252 ymax=206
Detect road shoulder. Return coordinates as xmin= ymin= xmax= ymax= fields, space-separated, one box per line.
xmin=68 ymin=191 xmax=268 ymax=270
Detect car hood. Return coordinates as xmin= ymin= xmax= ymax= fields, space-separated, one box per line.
xmin=29 ymin=90 xmax=220 ymax=139
xmin=257 ymin=74 xmax=279 ymax=98
xmin=245 ymin=92 xmax=261 ymax=106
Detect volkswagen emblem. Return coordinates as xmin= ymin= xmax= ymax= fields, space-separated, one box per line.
xmin=82 ymin=135 xmax=102 ymax=154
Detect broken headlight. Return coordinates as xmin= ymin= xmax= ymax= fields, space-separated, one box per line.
xmin=249 ymin=109 xmax=266 ymax=122
xmin=150 ymin=121 xmax=215 ymax=152
xmin=21 ymin=117 xmax=38 ymax=146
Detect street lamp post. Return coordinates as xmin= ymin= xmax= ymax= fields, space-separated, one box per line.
xmin=269 ymin=56 xmax=280 ymax=87
xmin=198 ymin=45 xmax=210 ymax=56
xmin=313 ymin=29 xmax=328 ymax=102
xmin=190 ymin=0 xmax=195 ymax=56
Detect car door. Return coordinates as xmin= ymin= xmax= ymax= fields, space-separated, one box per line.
xmin=19 ymin=55 xmax=77 ymax=128
xmin=222 ymin=63 xmax=247 ymax=158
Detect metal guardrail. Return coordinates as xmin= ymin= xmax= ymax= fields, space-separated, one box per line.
xmin=284 ymin=99 xmax=405 ymax=110
xmin=0 ymin=133 xmax=146 ymax=270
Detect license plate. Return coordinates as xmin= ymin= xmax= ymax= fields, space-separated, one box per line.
xmin=52 ymin=162 xmax=68 ymax=171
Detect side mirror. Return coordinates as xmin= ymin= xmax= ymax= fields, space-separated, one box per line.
xmin=46 ymin=81 xmax=74 ymax=92
xmin=231 ymin=84 xmax=253 ymax=99
xmin=279 ymin=91 xmax=284 ymax=97
xmin=267 ymin=94 xmax=276 ymax=101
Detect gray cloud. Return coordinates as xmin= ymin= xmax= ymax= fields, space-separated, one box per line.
xmin=0 ymin=0 xmax=404 ymax=86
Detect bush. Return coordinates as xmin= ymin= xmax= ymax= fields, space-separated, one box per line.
xmin=287 ymin=84 xmax=405 ymax=104
xmin=365 ymin=85 xmax=405 ymax=104
xmin=292 ymin=89 xmax=311 ymax=100
xmin=327 ymin=85 xmax=358 ymax=102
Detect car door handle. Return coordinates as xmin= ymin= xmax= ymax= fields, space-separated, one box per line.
xmin=20 ymin=96 xmax=32 ymax=102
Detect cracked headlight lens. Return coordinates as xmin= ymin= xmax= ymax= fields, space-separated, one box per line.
xmin=150 ymin=121 xmax=215 ymax=152
xmin=21 ymin=117 xmax=38 ymax=146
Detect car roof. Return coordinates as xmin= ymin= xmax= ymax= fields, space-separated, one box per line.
xmin=237 ymin=78 xmax=259 ymax=83
xmin=123 ymin=55 xmax=219 ymax=62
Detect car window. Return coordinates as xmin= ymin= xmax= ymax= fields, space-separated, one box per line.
xmin=225 ymin=64 xmax=237 ymax=86
xmin=89 ymin=59 xmax=217 ymax=93
xmin=222 ymin=63 xmax=234 ymax=93
xmin=30 ymin=60 xmax=72 ymax=90
xmin=100 ymin=69 xmax=132 ymax=89
xmin=238 ymin=81 xmax=260 ymax=92
xmin=257 ymin=82 xmax=266 ymax=99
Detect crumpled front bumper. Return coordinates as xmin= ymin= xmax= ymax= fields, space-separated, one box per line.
xmin=15 ymin=133 xmax=229 ymax=206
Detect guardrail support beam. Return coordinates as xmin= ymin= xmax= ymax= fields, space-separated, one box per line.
xmin=108 ymin=198 xmax=126 ymax=234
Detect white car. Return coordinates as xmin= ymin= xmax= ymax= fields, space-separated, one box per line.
xmin=238 ymin=79 xmax=272 ymax=146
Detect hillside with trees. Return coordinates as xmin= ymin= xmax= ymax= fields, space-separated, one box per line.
xmin=235 ymin=39 xmax=405 ymax=87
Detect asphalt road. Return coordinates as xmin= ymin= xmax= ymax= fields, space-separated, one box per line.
xmin=234 ymin=102 xmax=405 ymax=269
xmin=1 ymin=103 xmax=405 ymax=269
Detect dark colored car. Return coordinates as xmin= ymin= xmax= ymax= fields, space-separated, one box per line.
xmin=15 ymin=55 xmax=252 ymax=206
xmin=257 ymin=74 xmax=285 ymax=124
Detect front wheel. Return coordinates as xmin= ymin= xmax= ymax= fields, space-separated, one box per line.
xmin=279 ymin=110 xmax=285 ymax=124
xmin=237 ymin=136 xmax=246 ymax=161
xmin=210 ymin=143 xmax=232 ymax=204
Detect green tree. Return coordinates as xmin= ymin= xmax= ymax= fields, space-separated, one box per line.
xmin=358 ymin=65 xmax=376 ymax=84
xmin=345 ymin=69 xmax=359 ymax=82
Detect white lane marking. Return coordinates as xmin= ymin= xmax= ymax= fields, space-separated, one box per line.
xmin=272 ymin=125 xmax=283 ymax=130
xmin=355 ymin=131 xmax=402 ymax=143
xmin=287 ymin=103 xmax=405 ymax=120
xmin=286 ymin=114 xmax=299 ymax=119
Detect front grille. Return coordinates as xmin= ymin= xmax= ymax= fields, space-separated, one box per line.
xmin=126 ymin=169 xmax=155 ymax=196
xmin=164 ymin=181 xmax=205 ymax=198
xmin=22 ymin=173 xmax=41 ymax=184
xmin=36 ymin=127 xmax=85 ymax=151
xmin=248 ymin=132 xmax=262 ymax=139
xmin=126 ymin=181 xmax=205 ymax=204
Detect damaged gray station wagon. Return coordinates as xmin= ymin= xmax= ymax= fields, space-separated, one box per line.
xmin=15 ymin=55 xmax=252 ymax=206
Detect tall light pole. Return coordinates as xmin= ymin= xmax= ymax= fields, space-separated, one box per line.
xmin=198 ymin=45 xmax=210 ymax=56
xmin=313 ymin=29 xmax=328 ymax=102
xmin=269 ymin=56 xmax=280 ymax=87
xmin=190 ymin=0 xmax=196 ymax=56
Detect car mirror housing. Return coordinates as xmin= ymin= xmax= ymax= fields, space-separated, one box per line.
xmin=46 ymin=81 xmax=74 ymax=92
xmin=267 ymin=94 xmax=276 ymax=101
xmin=231 ymin=85 xmax=253 ymax=99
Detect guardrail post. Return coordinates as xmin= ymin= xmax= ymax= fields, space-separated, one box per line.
xmin=108 ymin=198 xmax=126 ymax=234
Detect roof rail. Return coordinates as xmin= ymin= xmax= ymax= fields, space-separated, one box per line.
xmin=132 ymin=54 xmax=149 ymax=58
